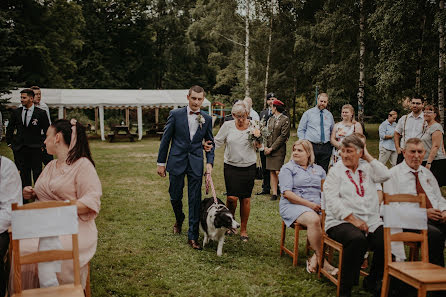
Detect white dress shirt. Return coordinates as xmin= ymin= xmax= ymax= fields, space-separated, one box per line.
xmin=383 ymin=161 xmax=446 ymax=211
xmin=395 ymin=112 xmax=424 ymax=148
xmin=324 ymin=159 xmax=391 ymax=232
xmin=21 ymin=104 xmax=35 ymax=126
xmin=0 ymin=156 xmax=22 ymax=233
xmin=249 ymin=108 xmax=260 ymax=121
xmin=187 ymin=106 xmax=199 ymax=141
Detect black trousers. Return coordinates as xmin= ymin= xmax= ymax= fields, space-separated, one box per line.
xmin=427 ymin=220 xmax=446 ymax=267
xmin=0 ymin=230 xmax=9 ymax=297
xmin=259 ymin=150 xmax=270 ymax=192
xmin=327 ymin=223 xmax=384 ymax=295
xmin=311 ymin=142 xmax=332 ymax=173
xmin=396 ymin=153 xmax=404 ymax=165
xmin=15 ymin=146 xmax=43 ymax=188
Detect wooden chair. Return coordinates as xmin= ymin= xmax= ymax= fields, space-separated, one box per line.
xmin=10 ymin=200 xmax=85 ymax=297
xmin=381 ymin=193 xmax=446 ymax=297
xmin=279 ymin=220 xmax=310 ymax=266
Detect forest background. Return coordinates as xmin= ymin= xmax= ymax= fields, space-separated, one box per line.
xmin=1 ymin=0 xmax=446 ymax=127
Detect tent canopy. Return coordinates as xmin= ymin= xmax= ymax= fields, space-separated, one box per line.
xmin=3 ymin=88 xmax=210 ymax=108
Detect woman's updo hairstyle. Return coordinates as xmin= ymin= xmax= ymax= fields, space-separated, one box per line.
xmin=51 ymin=119 xmax=95 ymax=167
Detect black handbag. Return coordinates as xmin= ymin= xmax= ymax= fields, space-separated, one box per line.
xmin=255 ymin=152 xmax=263 ymax=180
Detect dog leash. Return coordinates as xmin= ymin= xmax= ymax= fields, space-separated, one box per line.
xmin=205 ymin=173 xmax=218 ymax=204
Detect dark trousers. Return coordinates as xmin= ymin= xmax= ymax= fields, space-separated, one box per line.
xmin=427 ymin=220 xmax=446 ymax=267
xmin=327 ymin=223 xmax=384 ymax=295
xmin=15 ymin=147 xmax=43 ymax=188
xmin=259 ymin=150 xmax=270 ymax=192
xmin=311 ymin=142 xmax=332 ymax=173
xmin=0 ymin=230 xmax=9 ymax=297
xmin=396 ymin=153 xmax=404 ymax=164
xmin=168 ymin=164 xmax=202 ymax=241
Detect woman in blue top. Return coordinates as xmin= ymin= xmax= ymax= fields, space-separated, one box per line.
xmin=279 ymin=139 xmax=336 ymax=274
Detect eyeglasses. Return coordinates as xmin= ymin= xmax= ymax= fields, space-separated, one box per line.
xmin=411 ymin=102 xmax=422 ymax=105
xmin=232 ymin=114 xmax=247 ymax=119
xmin=424 ymin=111 xmax=435 ymax=114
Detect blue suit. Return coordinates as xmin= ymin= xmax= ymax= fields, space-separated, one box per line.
xmin=157 ymin=107 xmax=214 ymax=240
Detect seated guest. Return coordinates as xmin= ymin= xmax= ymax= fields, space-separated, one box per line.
xmin=278 ymin=140 xmax=337 ymax=274
xmin=16 ymin=119 xmax=101 ymax=290
xmin=0 ymin=155 xmax=22 ymax=296
xmin=324 ymin=134 xmax=390 ymax=297
xmin=383 ymin=138 xmax=446 ymax=267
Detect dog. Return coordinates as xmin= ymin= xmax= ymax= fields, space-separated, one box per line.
xmin=199 ymin=197 xmax=240 ymax=256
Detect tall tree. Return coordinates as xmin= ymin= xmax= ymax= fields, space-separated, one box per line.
xmin=358 ymin=0 xmax=365 ymax=125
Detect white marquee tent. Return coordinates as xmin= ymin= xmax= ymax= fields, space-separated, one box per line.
xmin=3 ymin=89 xmax=212 ymax=141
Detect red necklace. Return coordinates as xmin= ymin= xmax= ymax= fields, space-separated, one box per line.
xmin=345 ymin=170 xmax=365 ymax=197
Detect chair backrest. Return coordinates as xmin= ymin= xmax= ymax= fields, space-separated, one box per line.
xmin=11 ymin=200 xmax=80 ymax=293
xmin=382 ymin=193 xmax=428 ymax=265
xmin=320 ymin=179 xmax=326 ymax=232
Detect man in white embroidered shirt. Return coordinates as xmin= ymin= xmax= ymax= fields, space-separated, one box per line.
xmin=383 ymin=138 xmax=446 ymax=268
xmin=0 ymin=155 xmax=22 ymax=296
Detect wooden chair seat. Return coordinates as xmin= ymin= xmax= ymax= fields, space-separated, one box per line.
xmin=12 ymin=284 xmax=84 ymax=297
xmin=388 ymin=262 xmax=446 ymax=284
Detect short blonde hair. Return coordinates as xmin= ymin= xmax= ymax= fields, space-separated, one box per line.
xmin=341 ymin=104 xmax=355 ymax=122
xmin=292 ymin=140 xmax=315 ymax=165
xmin=232 ymin=100 xmax=249 ymax=116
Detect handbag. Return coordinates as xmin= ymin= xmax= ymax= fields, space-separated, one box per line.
xmin=255 ymin=152 xmax=263 ymax=180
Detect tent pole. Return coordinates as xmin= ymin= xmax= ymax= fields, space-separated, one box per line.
xmin=155 ymin=107 xmax=159 ymax=130
xmin=137 ymin=106 xmax=143 ymax=140
xmin=99 ymin=106 xmax=105 ymax=141
xmin=94 ymin=107 xmax=99 ymax=135
xmin=58 ymin=107 xmax=64 ymax=119
xmin=125 ymin=108 xmax=130 ymax=127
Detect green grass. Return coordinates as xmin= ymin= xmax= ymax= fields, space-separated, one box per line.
xmin=0 ymin=124 xmax=444 ymax=297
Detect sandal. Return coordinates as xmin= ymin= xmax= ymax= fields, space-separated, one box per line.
xmin=306 ymin=255 xmax=318 ymax=274
xmin=240 ymin=235 xmax=249 ymax=242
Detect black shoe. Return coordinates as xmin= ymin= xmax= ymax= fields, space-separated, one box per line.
xmin=256 ymin=190 xmax=270 ymax=195
xmin=270 ymin=195 xmax=278 ymax=201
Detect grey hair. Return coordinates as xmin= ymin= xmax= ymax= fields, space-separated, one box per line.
xmin=243 ymin=97 xmax=253 ymax=109
xmin=232 ymin=100 xmax=249 ymax=116
xmin=341 ymin=134 xmax=364 ymax=153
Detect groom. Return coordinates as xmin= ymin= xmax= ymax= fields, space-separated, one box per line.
xmin=157 ymin=85 xmax=214 ymax=250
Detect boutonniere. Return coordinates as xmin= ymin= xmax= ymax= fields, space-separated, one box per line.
xmin=196 ymin=114 xmax=205 ymax=128
xmin=31 ymin=119 xmax=38 ymax=126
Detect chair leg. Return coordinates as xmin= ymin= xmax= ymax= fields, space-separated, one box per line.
xmin=85 ymin=262 xmax=91 ymax=297
xmin=417 ymin=285 xmax=426 ymax=297
xmin=336 ymin=247 xmax=343 ymax=297
xmin=280 ymin=221 xmax=286 ymax=256
xmin=293 ymin=225 xmax=300 ymax=266
xmin=318 ymin=240 xmax=326 ymax=279
xmin=380 ymin=271 xmax=390 ymax=297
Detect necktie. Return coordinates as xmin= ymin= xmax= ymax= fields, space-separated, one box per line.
xmin=23 ymin=108 xmax=29 ymax=126
xmin=411 ymin=171 xmax=433 ymax=209
xmin=189 ymin=111 xmax=200 ymax=115
xmin=320 ymin=110 xmax=325 ymax=143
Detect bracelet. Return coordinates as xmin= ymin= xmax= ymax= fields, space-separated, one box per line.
xmin=427 ymin=162 xmax=432 ymax=165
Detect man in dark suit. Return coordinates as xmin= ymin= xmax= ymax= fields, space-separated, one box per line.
xmin=256 ymin=92 xmax=275 ymax=195
xmin=157 ymin=85 xmax=215 ymax=250
xmin=6 ymin=88 xmax=50 ymax=189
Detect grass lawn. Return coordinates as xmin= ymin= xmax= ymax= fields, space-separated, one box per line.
xmin=0 ymin=124 xmax=444 ymax=297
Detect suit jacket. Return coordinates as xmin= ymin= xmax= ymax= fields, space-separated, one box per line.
xmin=266 ymin=113 xmax=290 ymax=157
xmin=259 ymin=108 xmax=272 ymax=123
xmin=157 ymin=107 xmax=215 ymax=177
xmin=6 ymin=106 xmax=50 ymax=151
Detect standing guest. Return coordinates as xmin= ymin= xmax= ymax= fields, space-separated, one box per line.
xmin=17 ymin=119 xmax=101 ymax=291
xmin=157 ymin=86 xmax=215 ymax=250
xmin=298 ymin=93 xmax=334 ymax=173
xmin=30 ymin=86 xmax=53 ymax=166
xmin=279 ymin=140 xmax=337 ymax=274
xmin=383 ymin=138 xmax=446 ymax=267
xmin=5 ymin=89 xmax=50 ymax=190
xmin=257 ymin=93 xmax=275 ymax=195
xmin=243 ymin=97 xmax=260 ymax=121
xmin=378 ymin=110 xmax=398 ymax=167
xmin=265 ymin=99 xmax=290 ymax=201
xmin=394 ymin=95 xmax=425 ymax=164
xmin=0 ymin=155 xmax=22 ymax=296
xmin=420 ymin=105 xmax=446 ymax=186
xmin=214 ymin=101 xmax=258 ymax=242
xmin=324 ymin=134 xmax=390 ymax=297
xmin=330 ymin=104 xmax=363 ymax=164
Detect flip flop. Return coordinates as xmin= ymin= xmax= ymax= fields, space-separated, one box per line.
xmin=240 ymin=235 xmax=249 ymax=242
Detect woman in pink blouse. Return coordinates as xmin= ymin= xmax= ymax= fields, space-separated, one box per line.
xmin=17 ymin=119 xmax=102 ymax=290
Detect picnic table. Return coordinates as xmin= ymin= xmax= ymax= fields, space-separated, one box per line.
xmin=107 ymin=125 xmax=136 ymax=142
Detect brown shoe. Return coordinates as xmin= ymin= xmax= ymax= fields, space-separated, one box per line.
xmin=173 ymin=222 xmax=182 ymax=234
xmin=187 ymin=240 xmax=202 ymax=250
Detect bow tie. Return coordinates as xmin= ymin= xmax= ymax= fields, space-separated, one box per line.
xmin=189 ymin=111 xmax=200 ymax=115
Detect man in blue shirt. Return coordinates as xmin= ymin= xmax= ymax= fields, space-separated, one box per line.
xmin=378 ymin=111 xmax=398 ymax=167
xmin=297 ymin=93 xmax=334 ymax=172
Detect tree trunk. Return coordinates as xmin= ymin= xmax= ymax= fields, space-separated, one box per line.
xmin=244 ymin=0 xmax=250 ymax=98
xmin=357 ymin=0 xmax=365 ymax=125
xmin=415 ymin=13 xmax=426 ymax=93
xmin=264 ymin=0 xmax=273 ymax=109
xmin=439 ymin=0 xmax=445 ymax=126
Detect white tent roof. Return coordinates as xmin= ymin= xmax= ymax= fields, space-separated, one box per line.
xmin=3 ymin=88 xmax=210 ymax=108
